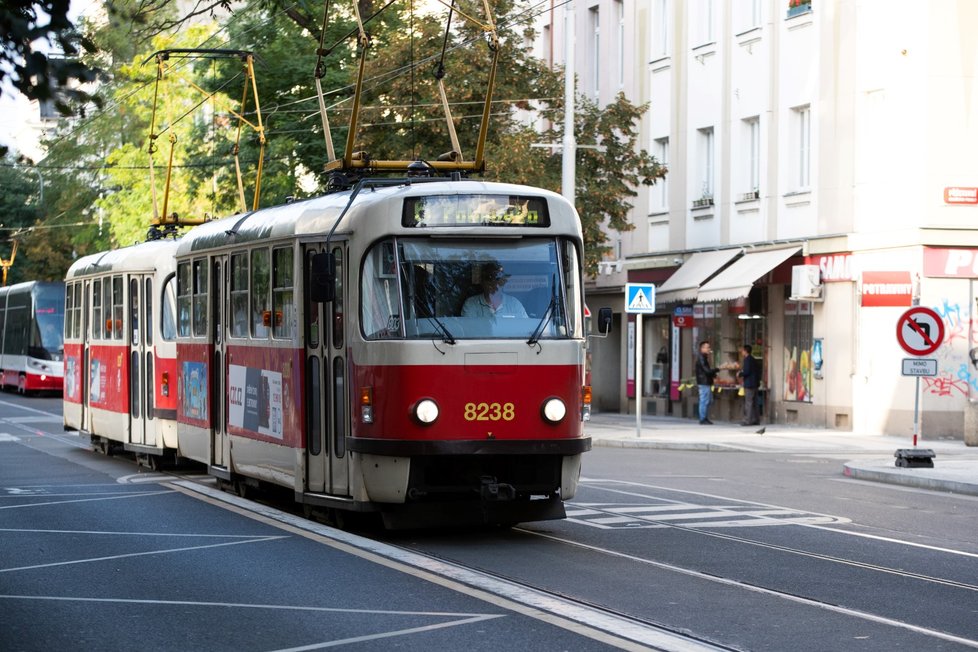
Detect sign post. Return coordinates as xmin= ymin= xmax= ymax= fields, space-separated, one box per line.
xmin=625 ymin=283 xmax=656 ymax=438
xmin=894 ymin=307 xmax=944 ymax=467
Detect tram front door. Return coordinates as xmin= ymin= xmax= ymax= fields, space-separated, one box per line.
xmin=211 ymin=257 xmax=230 ymax=470
xmin=128 ymin=276 xmax=150 ymax=446
xmin=303 ymin=244 xmax=350 ymax=498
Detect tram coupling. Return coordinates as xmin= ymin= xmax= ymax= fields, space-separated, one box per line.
xmin=480 ymin=475 xmax=516 ymax=502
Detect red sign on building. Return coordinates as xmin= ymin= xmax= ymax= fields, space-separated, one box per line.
xmin=861 ymin=271 xmax=913 ymax=307
xmin=944 ymin=187 xmax=978 ymax=204
xmin=923 ymin=247 xmax=978 ymax=278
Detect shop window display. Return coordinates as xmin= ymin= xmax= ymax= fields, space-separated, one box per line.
xmin=784 ymin=301 xmax=814 ymax=402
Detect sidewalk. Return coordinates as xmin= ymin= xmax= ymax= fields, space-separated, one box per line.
xmin=585 ymin=412 xmax=978 ymax=497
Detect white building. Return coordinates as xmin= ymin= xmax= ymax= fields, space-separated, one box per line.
xmin=541 ymin=0 xmax=978 ymax=442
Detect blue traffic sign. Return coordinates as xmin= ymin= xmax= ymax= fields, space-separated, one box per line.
xmin=625 ymin=283 xmax=656 ymax=314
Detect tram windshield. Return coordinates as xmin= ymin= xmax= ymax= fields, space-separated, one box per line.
xmin=361 ymin=238 xmax=583 ymax=341
xmin=32 ymin=284 xmax=65 ymax=359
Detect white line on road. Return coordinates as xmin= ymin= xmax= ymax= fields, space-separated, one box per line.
xmin=519 ymin=529 xmax=978 ymax=649
xmin=0 ymin=433 xmax=20 ymax=442
xmin=0 ymin=527 xmax=275 ymax=538
xmin=269 ymin=615 xmax=504 ymax=651
xmin=169 ymin=480 xmax=720 ymax=652
xmin=0 ymin=490 xmax=174 ymax=510
xmin=582 ymin=478 xmax=978 ymax=560
xmin=0 ymin=536 xmax=289 ymax=573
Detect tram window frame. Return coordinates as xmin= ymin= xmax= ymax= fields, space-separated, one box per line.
xmin=332 ymin=247 xmax=344 ymax=349
xmin=251 ymin=248 xmax=271 ymax=339
xmin=177 ymin=262 xmax=192 ymax=338
xmin=72 ymin=282 xmax=82 ymax=340
xmin=145 ymin=278 xmax=153 ymax=347
xmin=305 ymin=251 xmax=320 ymax=349
xmin=102 ymin=278 xmax=112 ymax=339
xmin=192 ymin=259 xmax=208 ymax=338
xmin=130 ymin=278 xmax=139 ymax=344
xmin=230 ymin=252 xmax=249 ymax=339
xmin=64 ymin=284 xmax=74 ymax=339
xmin=272 ymin=246 xmax=295 ymax=340
xmin=92 ymin=279 xmax=102 ymax=341
xmin=161 ymin=274 xmax=177 ymax=342
xmin=112 ymin=276 xmax=124 ymax=341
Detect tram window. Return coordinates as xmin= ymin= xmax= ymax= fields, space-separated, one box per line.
xmin=192 ymin=259 xmax=208 ymax=338
xmin=272 ymin=247 xmax=294 ymax=340
xmin=177 ymin=262 xmax=191 ymax=337
xmin=251 ymin=248 xmax=270 ymax=338
xmin=161 ymin=275 xmax=177 ymax=342
xmin=146 ymin=354 xmax=154 ymax=420
xmin=130 ymin=278 xmax=139 ymax=343
xmin=73 ymin=282 xmax=82 ymax=340
xmin=145 ymin=278 xmax=153 ymax=346
xmin=307 ymin=356 xmax=321 ymax=456
xmin=333 ymin=357 xmax=345 ymax=458
xmin=230 ymin=252 xmax=249 ymax=338
xmin=361 ymin=241 xmax=400 ymax=340
xmin=332 ymin=247 xmax=344 ymax=349
xmin=92 ymin=279 xmax=102 ymax=340
xmin=112 ymin=277 xmax=124 ymax=341
xmin=102 ymin=279 xmax=112 ymax=339
xmin=130 ymin=351 xmax=140 ymax=418
xmin=305 ymin=252 xmax=320 ymax=349
xmin=64 ymin=285 xmax=74 ymax=339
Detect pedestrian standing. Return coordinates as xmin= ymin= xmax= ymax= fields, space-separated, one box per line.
xmin=695 ymin=341 xmax=720 ymax=425
xmin=738 ymin=344 xmax=762 ymax=426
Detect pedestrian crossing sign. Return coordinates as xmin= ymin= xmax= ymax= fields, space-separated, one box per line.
xmin=625 ymin=283 xmax=656 ymax=314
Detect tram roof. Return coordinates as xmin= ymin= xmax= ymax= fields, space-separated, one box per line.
xmin=66 ymin=238 xmax=181 ymax=280
xmin=175 ymin=180 xmax=580 ymax=256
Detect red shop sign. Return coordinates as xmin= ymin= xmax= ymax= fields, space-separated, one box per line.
xmin=861 ymin=271 xmax=913 ymax=307
xmin=923 ymin=247 xmax=978 ymax=278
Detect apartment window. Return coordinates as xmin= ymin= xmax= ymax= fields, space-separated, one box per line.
xmin=794 ymin=105 xmax=811 ymax=189
xmin=653 ymin=0 xmax=670 ymax=57
xmin=698 ymin=127 xmax=714 ymax=201
xmin=616 ymin=0 xmax=625 ymax=87
xmin=744 ymin=116 xmax=760 ymax=195
xmin=590 ymin=7 xmax=600 ymax=97
xmin=542 ymin=24 xmax=552 ymax=67
xmin=698 ymin=0 xmax=714 ymax=45
xmin=738 ymin=0 xmax=761 ymax=31
xmin=652 ymin=137 xmax=669 ymax=210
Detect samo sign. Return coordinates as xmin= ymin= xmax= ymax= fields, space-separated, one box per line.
xmin=923 ymin=247 xmax=978 ymax=277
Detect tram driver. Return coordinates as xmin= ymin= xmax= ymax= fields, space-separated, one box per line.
xmin=461 ymin=261 xmax=527 ymax=319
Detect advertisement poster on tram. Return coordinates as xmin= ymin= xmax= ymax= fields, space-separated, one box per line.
xmin=228 ymin=364 xmax=283 ymax=439
xmin=182 ymin=362 xmax=208 ymax=420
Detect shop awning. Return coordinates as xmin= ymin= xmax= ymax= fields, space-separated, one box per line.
xmin=655 ymin=249 xmax=742 ymax=304
xmin=697 ymin=246 xmax=802 ymax=302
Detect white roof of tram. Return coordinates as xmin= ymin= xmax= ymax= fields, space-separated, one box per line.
xmin=65 ymin=238 xmax=181 ymax=280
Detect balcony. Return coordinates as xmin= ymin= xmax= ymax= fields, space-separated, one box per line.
xmin=787 ymin=1 xmax=812 ymax=18
xmin=691 ymin=196 xmax=714 ymax=209
xmin=739 ymin=190 xmax=760 ymax=202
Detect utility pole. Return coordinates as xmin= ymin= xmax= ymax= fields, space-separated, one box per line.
xmin=562 ymin=0 xmax=576 ymax=206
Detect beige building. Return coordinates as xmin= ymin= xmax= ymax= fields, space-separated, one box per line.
xmin=539 ymin=0 xmax=978 ymax=441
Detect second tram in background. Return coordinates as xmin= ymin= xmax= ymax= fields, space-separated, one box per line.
xmin=64 ymin=179 xmax=596 ymax=527
xmin=0 ymin=281 xmax=65 ymax=395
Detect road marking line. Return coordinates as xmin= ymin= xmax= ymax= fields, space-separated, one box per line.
xmin=269 ymin=615 xmax=503 ymax=651
xmin=0 ymin=594 xmax=498 ymax=617
xmin=116 ymin=473 xmax=171 ymax=484
xmin=0 ymin=433 xmax=20 ymax=442
xmin=519 ymin=529 xmax=978 ymax=649
xmin=0 ymin=399 xmax=60 ymax=417
xmin=169 ymin=481 xmax=717 ymax=652
xmin=0 ymin=528 xmax=272 ymax=538
xmin=584 ymin=478 xmax=978 ymax=559
xmin=0 ymin=536 xmax=288 ymax=573
xmin=3 ymin=416 xmax=63 ymax=423
xmin=0 ymin=491 xmax=151 ymax=497
xmin=0 ymin=490 xmax=174 ymax=510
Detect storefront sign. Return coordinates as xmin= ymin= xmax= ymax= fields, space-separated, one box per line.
xmin=944 ymin=187 xmax=978 ymax=204
xmin=806 ymin=253 xmax=855 ymax=282
xmin=923 ymin=247 xmax=978 ymax=278
xmin=673 ymin=306 xmax=694 ymax=328
xmin=861 ymin=271 xmax=913 ymax=307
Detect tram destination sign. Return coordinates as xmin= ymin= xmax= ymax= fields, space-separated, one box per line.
xmin=901 ymin=358 xmax=938 ymax=377
xmin=403 ymin=195 xmax=550 ymax=228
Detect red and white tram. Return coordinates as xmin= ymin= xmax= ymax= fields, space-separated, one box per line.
xmin=63 ymin=240 xmax=180 ymax=461
xmin=65 ymin=178 xmax=593 ymax=527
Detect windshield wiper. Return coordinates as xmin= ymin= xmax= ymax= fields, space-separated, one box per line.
xmin=527 ymin=276 xmax=559 ymax=346
xmin=426 ymin=314 xmax=456 ymax=345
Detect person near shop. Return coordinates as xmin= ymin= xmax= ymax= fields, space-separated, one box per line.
xmin=738 ymin=344 xmax=762 ymax=426
xmin=695 ymin=340 xmax=720 ymax=425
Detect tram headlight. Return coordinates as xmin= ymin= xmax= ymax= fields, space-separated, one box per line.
xmin=542 ymin=397 xmax=567 ymax=423
xmin=414 ymin=399 xmax=439 ymax=425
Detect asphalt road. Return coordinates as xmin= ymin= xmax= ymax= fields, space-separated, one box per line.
xmin=2 ymin=394 xmax=978 ymax=651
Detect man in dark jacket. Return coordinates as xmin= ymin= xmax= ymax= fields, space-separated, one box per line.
xmin=695 ymin=341 xmax=719 ymax=424
xmin=738 ymin=344 xmax=762 ymax=426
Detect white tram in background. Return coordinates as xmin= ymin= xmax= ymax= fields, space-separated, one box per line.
xmin=65 ymin=179 xmax=595 ymax=527
xmin=0 ymin=281 xmax=65 ymax=394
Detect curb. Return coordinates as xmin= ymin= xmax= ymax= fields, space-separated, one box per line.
xmin=842 ymin=462 xmax=978 ymax=497
xmin=592 ymin=439 xmax=751 ymax=453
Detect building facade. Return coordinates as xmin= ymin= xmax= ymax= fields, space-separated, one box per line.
xmin=539 ymin=0 xmax=978 ymax=441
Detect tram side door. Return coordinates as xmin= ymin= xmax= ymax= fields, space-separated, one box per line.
xmin=128 ymin=276 xmax=148 ymax=445
xmin=80 ymin=280 xmax=91 ymax=433
xmin=211 ymin=257 xmax=230 ymax=469
xmin=303 ymin=244 xmax=350 ymax=497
